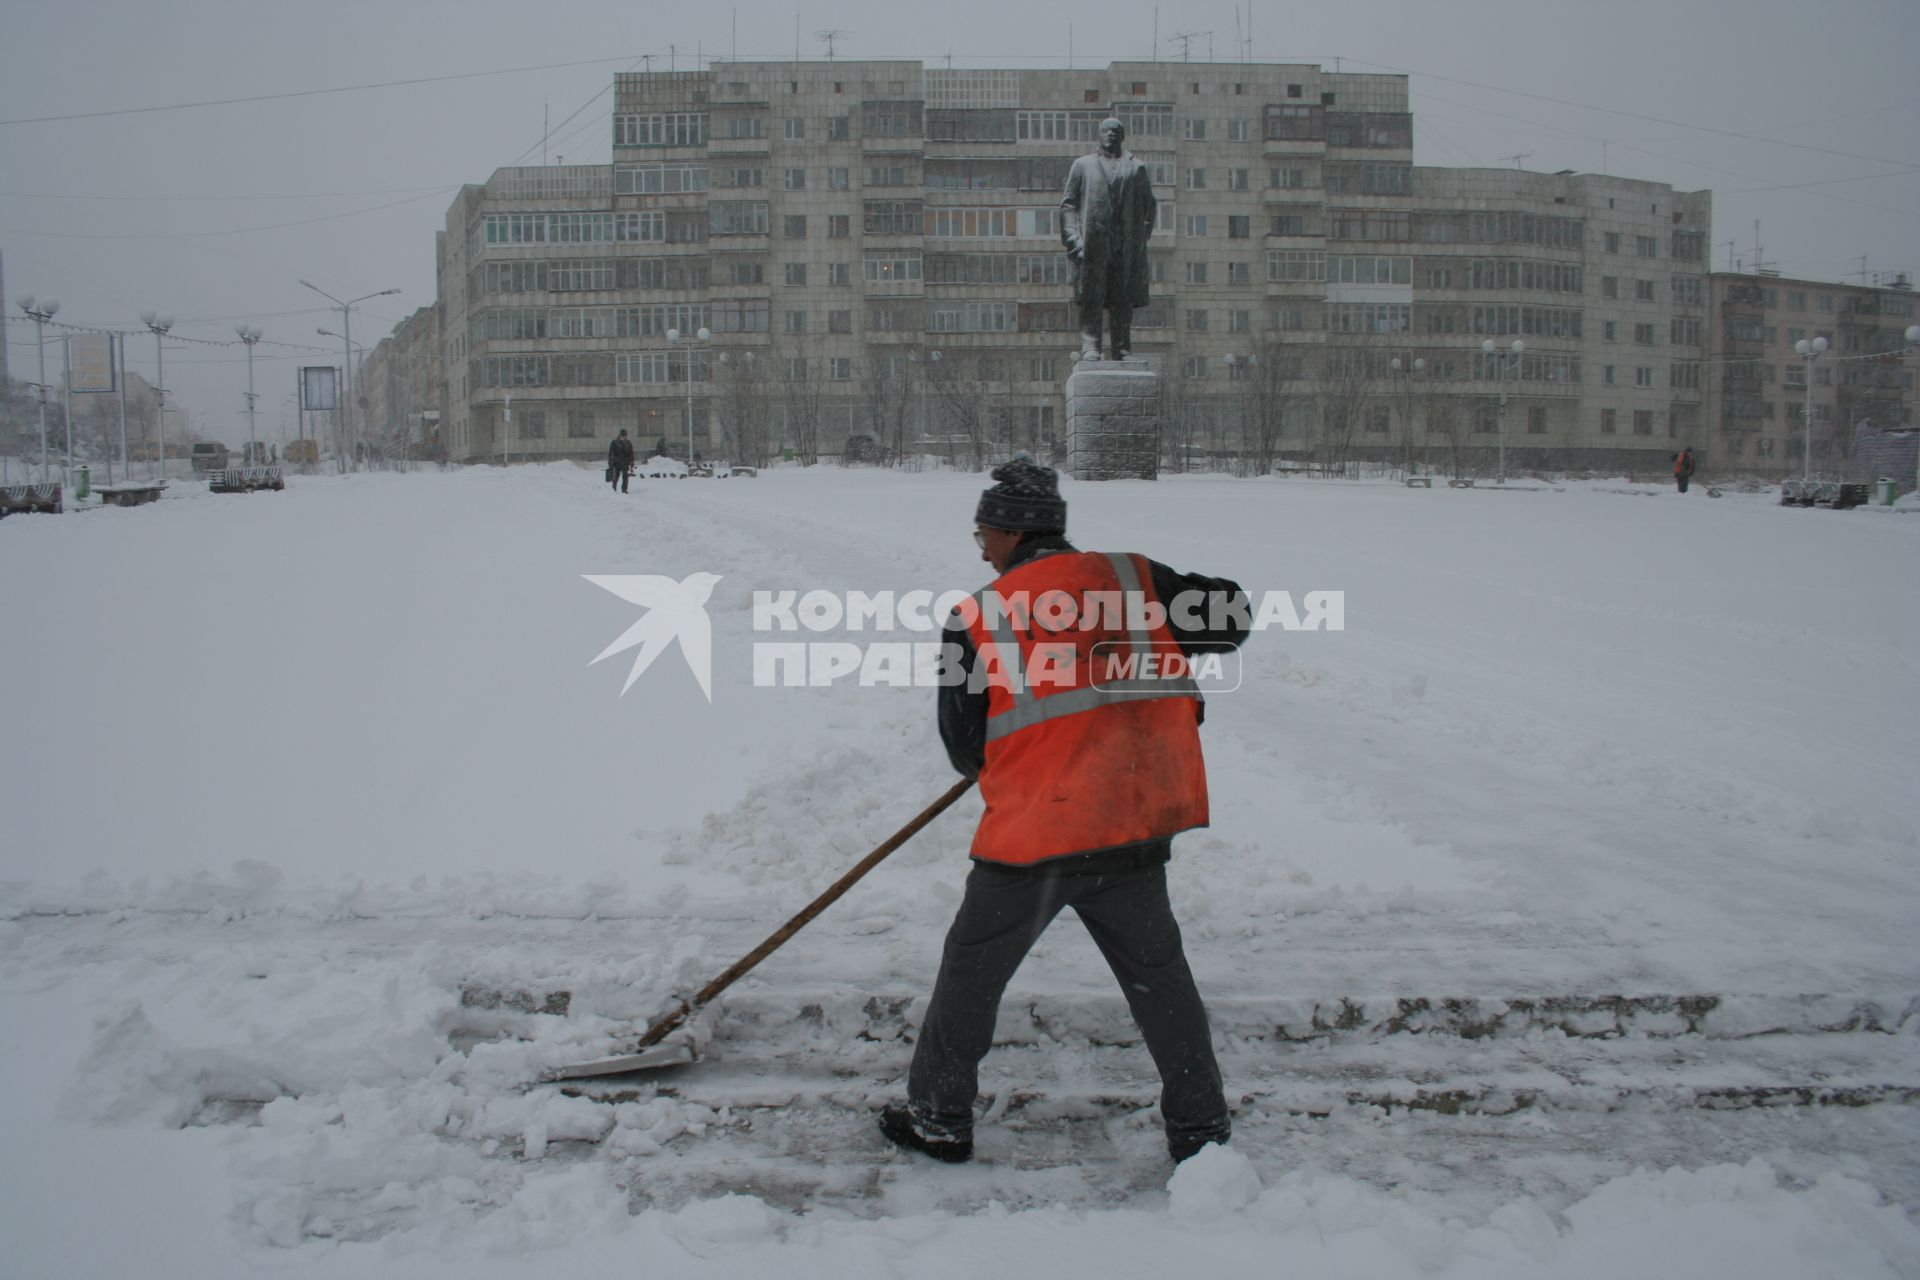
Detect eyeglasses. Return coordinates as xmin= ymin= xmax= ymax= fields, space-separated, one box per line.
xmin=973 ymin=530 xmax=989 ymax=548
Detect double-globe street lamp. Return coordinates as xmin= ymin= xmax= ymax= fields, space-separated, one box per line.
xmin=14 ymin=294 xmax=58 ymax=482
xmin=301 ymin=280 xmax=399 ymax=469
xmin=664 ymin=326 xmax=711 ymax=466
xmin=1480 ymin=338 xmax=1525 ymax=484
xmin=235 ymin=325 xmax=263 ymax=466
xmin=139 ymin=310 xmax=174 ymax=481
xmin=1793 ymin=335 xmax=1829 ymax=483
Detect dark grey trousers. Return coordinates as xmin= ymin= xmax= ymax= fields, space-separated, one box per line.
xmin=906 ymin=859 xmax=1230 ymax=1154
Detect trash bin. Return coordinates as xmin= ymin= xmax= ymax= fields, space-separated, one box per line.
xmin=782 ymin=447 xmax=794 ymax=462
xmin=75 ymin=465 xmax=90 ymax=499
xmin=1877 ymin=477 xmax=1898 ymax=506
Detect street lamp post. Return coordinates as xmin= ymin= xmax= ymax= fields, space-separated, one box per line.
xmin=15 ymin=294 xmax=58 ymax=483
xmin=1793 ymin=335 xmax=1830 ymax=482
xmin=1223 ymin=353 xmax=1260 ymax=474
xmin=1481 ymin=338 xmax=1525 ymax=483
xmin=316 ymin=327 xmax=366 ymax=465
xmin=1390 ymin=355 xmax=1426 ymax=477
xmin=665 ymin=326 xmax=711 ymax=465
xmin=236 ymin=326 xmax=263 ymax=465
xmin=139 ymin=310 xmax=174 ymax=482
xmin=300 ymin=280 xmax=399 ymax=469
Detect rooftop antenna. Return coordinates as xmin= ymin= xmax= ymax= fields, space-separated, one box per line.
xmin=669 ymin=43 xmax=676 ymax=73
xmin=1851 ymin=255 xmax=1871 ymax=286
xmin=1723 ymin=239 xmax=1737 ymax=271
xmin=1069 ymin=22 xmax=1073 ymax=69
xmin=1169 ymin=31 xmax=1206 ymax=62
xmin=543 ymin=97 xmax=548 ymax=166
xmin=1498 ymin=151 xmax=1532 ymax=170
xmin=815 ymin=29 xmax=850 ymax=60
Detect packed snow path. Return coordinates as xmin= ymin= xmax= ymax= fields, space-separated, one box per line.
xmin=2 ymin=464 xmax=1916 ymax=1274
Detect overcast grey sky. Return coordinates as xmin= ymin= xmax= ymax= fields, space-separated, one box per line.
xmin=3 ymin=0 xmax=1915 ymax=445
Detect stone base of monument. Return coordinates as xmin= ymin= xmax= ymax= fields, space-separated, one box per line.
xmin=1065 ymin=358 xmax=1161 ymax=481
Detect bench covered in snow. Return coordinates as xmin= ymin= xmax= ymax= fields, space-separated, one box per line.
xmin=0 ymin=483 xmax=62 ymax=517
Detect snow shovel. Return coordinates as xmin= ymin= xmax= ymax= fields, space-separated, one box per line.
xmin=546 ymin=777 xmax=975 ymax=1081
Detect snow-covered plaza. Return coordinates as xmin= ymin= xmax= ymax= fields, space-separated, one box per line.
xmin=2 ymin=464 xmax=1916 ymax=1277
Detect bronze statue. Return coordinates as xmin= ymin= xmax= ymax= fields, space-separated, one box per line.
xmin=1060 ymin=117 xmax=1157 ymax=361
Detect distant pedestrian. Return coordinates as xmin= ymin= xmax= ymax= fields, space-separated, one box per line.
xmin=608 ymin=429 xmax=635 ymax=493
xmin=1673 ymin=447 xmax=1695 ymax=494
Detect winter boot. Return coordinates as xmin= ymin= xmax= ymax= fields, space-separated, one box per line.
xmin=878 ymin=1104 xmax=973 ymax=1164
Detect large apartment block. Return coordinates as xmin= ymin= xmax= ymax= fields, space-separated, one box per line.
xmin=434 ymin=59 xmax=1721 ymax=473
xmin=1705 ymin=271 xmax=1916 ymax=474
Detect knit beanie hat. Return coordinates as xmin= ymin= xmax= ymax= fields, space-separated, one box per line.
xmin=975 ymin=454 xmax=1066 ymax=532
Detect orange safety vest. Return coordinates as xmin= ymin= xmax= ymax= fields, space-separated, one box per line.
xmin=1675 ymin=452 xmax=1692 ymax=476
xmin=960 ymin=550 xmax=1210 ymax=866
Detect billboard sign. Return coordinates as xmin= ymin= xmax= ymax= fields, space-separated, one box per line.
xmin=301 ymin=366 xmax=338 ymax=411
xmin=69 ymin=333 xmax=117 ymax=393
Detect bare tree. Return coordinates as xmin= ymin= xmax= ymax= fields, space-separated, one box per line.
xmin=1234 ymin=343 xmax=1308 ymax=477
xmin=771 ymin=347 xmax=824 ymax=465
xmin=928 ymin=354 xmax=988 ymax=472
xmin=1312 ymin=346 xmax=1382 ymax=478
xmin=859 ymin=352 xmax=913 ymax=467
xmin=717 ymin=352 xmax=771 ymax=468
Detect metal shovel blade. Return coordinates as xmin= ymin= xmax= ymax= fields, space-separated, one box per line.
xmin=544 ymin=1037 xmax=700 ymax=1081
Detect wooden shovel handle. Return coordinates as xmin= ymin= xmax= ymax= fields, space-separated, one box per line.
xmin=633 ymin=777 xmax=976 ymax=1049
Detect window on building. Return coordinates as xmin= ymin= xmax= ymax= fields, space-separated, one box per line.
xmin=783 ymin=117 xmax=806 ymax=140
xmin=1605 ymin=232 xmax=1621 ymax=254
xmin=1182 ymin=356 xmax=1208 ymax=378
xmin=784 ymin=167 xmax=807 ymax=190
xmin=1636 ymin=279 xmax=1656 ymax=302
xmin=1633 ymin=409 xmax=1654 ymax=435
xmin=1228 ymin=215 xmax=1251 ymax=239
xmin=1187 ymin=168 xmax=1207 ymax=190
xmin=1187 ymin=308 xmax=1209 ymax=331
xmin=1635 ymin=366 xmax=1654 ymax=387
xmin=828 ymin=262 xmax=852 ymax=286
xmin=1600 ymin=408 xmax=1617 ymax=434
xmin=1229 ymin=261 xmax=1252 ymax=285
xmin=1186 ymin=214 xmax=1209 ymax=238
xmin=784 ymin=310 xmax=807 ymax=333
xmin=1186 ymin=261 xmax=1208 ymax=284
xmin=829 ymin=310 xmax=852 ymax=334
xmin=1601 ymin=276 xmax=1619 ymax=299
xmin=784 ymin=215 xmax=808 ymax=239
xmin=1527 ymin=405 xmax=1547 ymax=435
xmin=828 ymin=214 xmax=851 ymax=239
xmin=827 ymin=167 xmax=850 ymax=190
xmin=784 ymin=263 xmax=807 ymax=286
xmin=567 ymin=409 xmax=595 ymax=439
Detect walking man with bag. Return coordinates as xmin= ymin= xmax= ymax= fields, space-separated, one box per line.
xmin=608 ymin=429 xmax=635 ymax=493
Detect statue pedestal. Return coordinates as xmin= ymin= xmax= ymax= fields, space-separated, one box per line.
xmin=1065 ymin=358 xmax=1160 ymax=481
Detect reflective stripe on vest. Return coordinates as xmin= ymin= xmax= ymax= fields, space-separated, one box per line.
xmin=981 ymin=552 xmax=1201 ymax=744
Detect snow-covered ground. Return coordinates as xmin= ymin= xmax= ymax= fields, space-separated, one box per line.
xmin=2 ymin=463 xmax=1916 ymax=1277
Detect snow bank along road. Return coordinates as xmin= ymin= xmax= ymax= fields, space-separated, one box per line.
xmin=1 ymin=464 xmax=1915 ymax=1266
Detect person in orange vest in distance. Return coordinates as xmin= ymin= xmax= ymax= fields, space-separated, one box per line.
xmin=879 ymin=456 xmax=1250 ymax=1166
xmin=1673 ymin=446 xmax=1696 ymax=494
